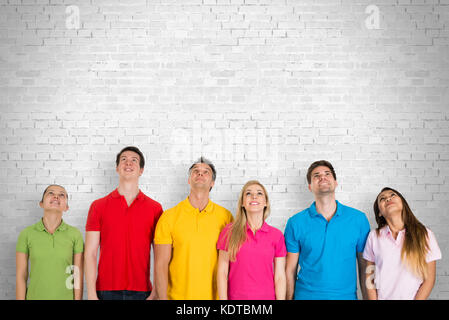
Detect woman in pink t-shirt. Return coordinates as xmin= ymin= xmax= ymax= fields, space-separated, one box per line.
xmin=363 ymin=187 xmax=442 ymax=300
xmin=216 ymin=180 xmax=287 ymax=300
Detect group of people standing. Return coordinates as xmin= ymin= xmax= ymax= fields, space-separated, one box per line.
xmin=16 ymin=146 xmax=442 ymax=300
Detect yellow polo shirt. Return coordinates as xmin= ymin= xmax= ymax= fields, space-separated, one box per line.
xmin=154 ymin=197 xmax=233 ymax=300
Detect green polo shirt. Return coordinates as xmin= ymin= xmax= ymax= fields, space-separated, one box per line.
xmin=16 ymin=219 xmax=84 ymax=300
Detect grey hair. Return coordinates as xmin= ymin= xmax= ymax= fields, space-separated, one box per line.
xmin=188 ymin=156 xmax=216 ymax=181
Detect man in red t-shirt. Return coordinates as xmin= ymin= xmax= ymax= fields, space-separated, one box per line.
xmin=84 ymin=146 xmax=163 ymax=300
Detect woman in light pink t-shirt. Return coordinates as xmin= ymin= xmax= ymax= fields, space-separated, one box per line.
xmin=363 ymin=187 xmax=441 ymax=300
xmin=216 ymin=180 xmax=287 ymax=300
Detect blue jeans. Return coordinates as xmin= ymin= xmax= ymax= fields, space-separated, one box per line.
xmin=97 ymin=290 xmax=151 ymax=300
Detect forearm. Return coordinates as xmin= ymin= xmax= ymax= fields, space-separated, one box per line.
xmin=364 ymin=261 xmax=377 ymax=300
xmin=74 ymin=254 xmax=84 ymax=300
xmin=217 ymin=271 xmax=228 ymax=300
xmin=74 ymin=288 xmax=83 ymax=300
xmin=285 ymin=271 xmax=296 ymax=300
xmin=358 ymin=270 xmax=368 ymax=300
xmin=16 ymin=276 xmax=27 ymax=300
xmin=74 ymin=270 xmax=84 ymax=300
xmin=148 ymin=264 xmax=158 ymax=300
xmin=275 ymin=275 xmax=286 ymax=300
xmin=285 ymin=253 xmax=299 ymax=300
xmin=366 ymin=287 xmax=378 ymax=300
xmin=16 ymin=253 xmax=28 ymax=300
xmin=415 ymin=261 xmax=436 ymax=300
xmin=357 ymin=254 xmax=368 ymax=300
xmin=155 ymin=262 xmax=168 ymax=300
xmin=147 ymin=244 xmax=158 ymax=300
xmin=414 ymin=280 xmax=435 ymax=300
xmin=154 ymin=244 xmax=172 ymax=300
xmin=84 ymin=253 xmax=98 ymax=299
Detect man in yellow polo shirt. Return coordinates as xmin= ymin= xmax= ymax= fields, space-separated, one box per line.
xmin=154 ymin=157 xmax=233 ymax=300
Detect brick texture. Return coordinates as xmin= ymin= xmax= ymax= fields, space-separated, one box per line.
xmin=0 ymin=0 xmax=448 ymax=299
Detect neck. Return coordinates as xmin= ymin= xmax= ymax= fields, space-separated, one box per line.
xmin=42 ymin=212 xmax=63 ymax=234
xmin=315 ymin=194 xmax=337 ymax=221
xmin=118 ymin=182 xmax=140 ymax=205
xmin=188 ymin=189 xmax=210 ymax=211
xmin=385 ymin=213 xmax=405 ymax=239
xmin=246 ymin=211 xmax=264 ymax=233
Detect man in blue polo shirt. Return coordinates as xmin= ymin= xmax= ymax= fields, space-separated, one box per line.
xmin=284 ymin=160 xmax=370 ymax=300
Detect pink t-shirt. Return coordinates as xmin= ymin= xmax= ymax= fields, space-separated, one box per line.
xmin=217 ymin=222 xmax=287 ymax=300
xmin=363 ymin=226 xmax=441 ymax=300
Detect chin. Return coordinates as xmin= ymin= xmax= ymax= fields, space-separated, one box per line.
xmin=317 ymin=189 xmax=333 ymax=194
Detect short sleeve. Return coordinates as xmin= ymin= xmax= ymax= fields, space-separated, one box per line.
xmin=154 ymin=212 xmax=173 ymax=245
xmin=73 ymin=228 xmax=84 ymax=254
xmin=151 ymin=204 xmax=164 ymax=236
xmin=274 ymin=232 xmax=287 ymax=258
xmin=362 ymin=230 xmax=376 ymax=262
xmin=155 ymin=205 xmax=163 ymax=224
xmin=225 ymin=210 xmax=233 ymax=225
xmin=85 ymin=201 xmax=101 ymax=232
xmin=425 ymin=229 xmax=442 ymax=263
xmin=16 ymin=229 xmax=29 ymax=254
xmin=356 ymin=214 xmax=371 ymax=253
xmin=284 ymin=217 xmax=300 ymax=253
xmin=217 ymin=224 xmax=231 ymax=251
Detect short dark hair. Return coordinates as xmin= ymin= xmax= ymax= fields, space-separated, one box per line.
xmin=306 ymin=160 xmax=337 ymax=184
xmin=116 ymin=146 xmax=145 ymax=169
xmin=189 ymin=156 xmax=216 ymax=182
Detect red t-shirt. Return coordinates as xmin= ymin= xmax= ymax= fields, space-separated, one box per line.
xmin=86 ymin=189 xmax=163 ymax=292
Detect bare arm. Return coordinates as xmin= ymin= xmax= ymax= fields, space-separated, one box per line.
xmin=73 ymin=252 xmax=84 ymax=300
xmin=146 ymin=242 xmax=158 ymax=300
xmin=217 ymin=250 xmax=229 ymax=300
xmin=357 ymin=252 xmax=368 ymax=300
xmin=414 ymin=261 xmax=436 ymax=300
xmin=16 ymin=252 xmax=28 ymax=300
xmin=285 ymin=252 xmax=299 ymax=300
xmin=154 ymin=244 xmax=172 ymax=300
xmin=364 ymin=260 xmax=377 ymax=300
xmin=84 ymin=231 xmax=100 ymax=300
xmin=274 ymin=257 xmax=286 ymax=300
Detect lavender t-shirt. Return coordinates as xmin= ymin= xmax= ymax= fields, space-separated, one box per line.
xmin=363 ymin=226 xmax=441 ymax=300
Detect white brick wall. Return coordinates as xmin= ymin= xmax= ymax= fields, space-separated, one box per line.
xmin=1 ymin=0 xmax=448 ymax=299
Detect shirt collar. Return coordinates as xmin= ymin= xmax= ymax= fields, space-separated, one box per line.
xmin=246 ymin=221 xmax=270 ymax=233
xmin=112 ymin=188 xmax=144 ymax=201
xmin=308 ymin=200 xmax=342 ymax=218
xmin=183 ymin=197 xmax=214 ymax=214
xmin=380 ymin=225 xmax=389 ymax=236
xmin=382 ymin=225 xmax=405 ymax=238
xmin=35 ymin=218 xmax=67 ymax=232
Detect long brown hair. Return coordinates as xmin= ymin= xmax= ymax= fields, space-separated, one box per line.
xmin=225 ymin=180 xmax=271 ymax=262
xmin=373 ymin=187 xmax=430 ymax=280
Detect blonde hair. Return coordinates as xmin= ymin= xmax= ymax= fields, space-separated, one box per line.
xmin=374 ymin=187 xmax=430 ymax=280
xmin=225 ymin=180 xmax=271 ymax=262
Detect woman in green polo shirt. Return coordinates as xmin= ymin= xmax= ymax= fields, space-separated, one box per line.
xmin=16 ymin=185 xmax=84 ymax=300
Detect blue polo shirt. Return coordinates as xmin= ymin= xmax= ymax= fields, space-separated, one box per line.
xmin=284 ymin=201 xmax=370 ymax=300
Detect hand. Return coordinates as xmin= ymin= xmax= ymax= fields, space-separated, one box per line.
xmin=146 ymin=290 xmax=158 ymax=300
xmin=88 ymin=292 xmax=99 ymax=300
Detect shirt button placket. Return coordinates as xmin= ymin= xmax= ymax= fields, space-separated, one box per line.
xmin=196 ymin=209 xmax=200 ymax=232
xmin=125 ymin=203 xmax=130 ymax=289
